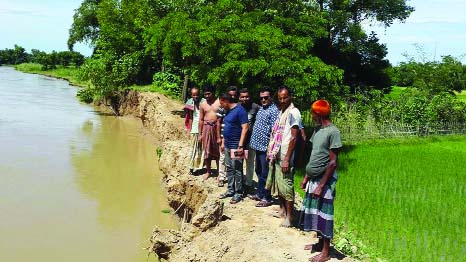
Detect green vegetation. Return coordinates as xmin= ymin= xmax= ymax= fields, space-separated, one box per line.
xmin=69 ymin=0 xmax=414 ymax=103
xmin=456 ymin=90 xmax=466 ymax=103
xmin=1 ymin=45 xmax=84 ymax=69
xmin=313 ymin=136 xmax=465 ymax=261
xmin=14 ymin=63 xmax=87 ymax=87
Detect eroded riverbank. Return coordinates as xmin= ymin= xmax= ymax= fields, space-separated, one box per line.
xmin=103 ymin=90 xmax=352 ymax=262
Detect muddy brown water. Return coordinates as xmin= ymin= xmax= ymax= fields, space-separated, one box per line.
xmin=0 ymin=67 xmax=177 ymax=261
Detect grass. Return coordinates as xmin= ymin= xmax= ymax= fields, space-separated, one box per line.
xmin=455 ymin=90 xmax=466 ymax=103
xmin=294 ymin=136 xmax=466 ymax=261
xmin=14 ymin=63 xmax=89 ymax=87
xmin=385 ymin=86 xmax=406 ymax=99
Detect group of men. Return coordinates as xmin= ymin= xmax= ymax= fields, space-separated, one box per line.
xmin=184 ymin=85 xmax=342 ymax=262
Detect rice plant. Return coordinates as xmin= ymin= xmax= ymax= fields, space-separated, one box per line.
xmin=335 ymin=136 xmax=466 ymax=261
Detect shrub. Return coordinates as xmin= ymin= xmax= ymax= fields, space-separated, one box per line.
xmin=152 ymin=71 xmax=182 ymax=97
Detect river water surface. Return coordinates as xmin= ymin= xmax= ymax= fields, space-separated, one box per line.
xmin=0 ymin=66 xmax=177 ymax=261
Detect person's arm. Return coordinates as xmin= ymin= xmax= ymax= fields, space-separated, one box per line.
xmin=216 ymin=117 xmax=222 ymax=145
xmin=198 ymin=104 xmax=204 ymax=141
xmin=281 ymin=126 xmax=298 ymax=173
xmin=237 ymin=123 xmax=249 ymax=153
xmin=312 ymin=148 xmax=339 ymax=198
xmin=186 ymin=110 xmax=193 ymax=133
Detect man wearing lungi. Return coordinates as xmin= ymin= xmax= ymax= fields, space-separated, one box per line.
xmin=266 ymin=86 xmax=301 ymax=227
xmin=198 ymin=85 xmax=221 ymax=180
xmin=299 ymin=100 xmax=342 ymax=262
xmin=184 ymin=87 xmax=205 ymax=174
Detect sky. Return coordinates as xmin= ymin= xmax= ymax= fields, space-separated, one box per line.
xmin=0 ymin=0 xmax=465 ymax=64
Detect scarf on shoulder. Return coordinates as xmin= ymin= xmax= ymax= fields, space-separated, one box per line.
xmin=267 ymin=103 xmax=295 ymax=160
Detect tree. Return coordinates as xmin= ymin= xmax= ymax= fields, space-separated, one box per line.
xmin=392 ymin=55 xmax=466 ymax=95
xmin=312 ymin=0 xmax=414 ymax=92
xmin=68 ymin=0 xmax=102 ymax=51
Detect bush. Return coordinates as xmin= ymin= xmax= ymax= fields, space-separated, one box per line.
xmin=152 ymin=71 xmax=182 ymax=97
xmin=76 ymin=88 xmax=94 ymax=103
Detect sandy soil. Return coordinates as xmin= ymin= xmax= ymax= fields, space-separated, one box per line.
xmin=107 ymin=91 xmax=353 ymax=262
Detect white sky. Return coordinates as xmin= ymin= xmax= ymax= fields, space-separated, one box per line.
xmin=1 ymin=0 xmax=465 ymax=64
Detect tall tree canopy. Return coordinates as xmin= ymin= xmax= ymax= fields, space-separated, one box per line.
xmin=69 ymin=0 xmax=414 ymax=103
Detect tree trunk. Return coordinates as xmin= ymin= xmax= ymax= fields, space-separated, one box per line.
xmin=182 ymin=73 xmax=189 ymax=102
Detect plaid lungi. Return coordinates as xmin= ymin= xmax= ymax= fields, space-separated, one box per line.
xmin=299 ymin=173 xmax=337 ymax=239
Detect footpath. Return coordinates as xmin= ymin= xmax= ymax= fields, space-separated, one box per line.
xmin=100 ymin=90 xmax=352 ymax=262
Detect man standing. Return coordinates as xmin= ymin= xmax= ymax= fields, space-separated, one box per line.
xmin=184 ymin=87 xmax=205 ymax=174
xmin=299 ymin=100 xmax=342 ymax=262
xmin=238 ymin=88 xmax=259 ymax=195
xmin=266 ymin=86 xmax=301 ymax=227
xmin=218 ymin=93 xmax=249 ymax=204
xmin=249 ymin=87 xmax=279 ymax=207
xmin=198 ymin=85 xmax=221 ymax=180
xmin=216 ymin=86 xmax=238 ymax=187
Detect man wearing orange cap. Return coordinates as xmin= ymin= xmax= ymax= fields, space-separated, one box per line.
xmin=299 ymin=100 xmax=342 ymax=262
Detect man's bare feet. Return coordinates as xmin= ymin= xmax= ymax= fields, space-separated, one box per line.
xmin=309 ymin=253 xmax=330 ymax=262
xmin=304 ymin=242 xmax=323 ymax=252
xmin=203 ymin=173 xmax=211 ymax=180
xmin=279 ymin=218 xmax=292 ymax=227
xmin=269 ymin=210 xmax=285 ymax=218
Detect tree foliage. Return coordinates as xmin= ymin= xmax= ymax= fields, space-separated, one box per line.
xmin=391 ymin=55 xmax=466 ymax=95
xmin=68 ymin=0 xmax=415 ymax=105
xmin=312 ymin=0 xmax=414 ymax=92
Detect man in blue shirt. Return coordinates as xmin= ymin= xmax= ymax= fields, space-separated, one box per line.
xmin=249 ymin=87 xmax=280 ymax=207
xmin=218 ymin=93 xmax=249 ymax=204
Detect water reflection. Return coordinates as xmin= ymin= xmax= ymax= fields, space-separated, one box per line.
xmin=0 ymin=67 xmax=176 ymax=262
xmin=71 ymin=115 xmax=176 ymax=231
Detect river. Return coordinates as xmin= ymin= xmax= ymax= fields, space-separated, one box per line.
xmin=0 ymin=66 xmax=177 ymax=262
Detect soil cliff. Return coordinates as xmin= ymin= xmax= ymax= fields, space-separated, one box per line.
xmin=105 ymin=91 xmax=351 ymax=262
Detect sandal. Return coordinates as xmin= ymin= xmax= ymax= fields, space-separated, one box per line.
xmin=217 ymin=179 xmax=225 ymax=187
xmin=248 ymin=194 xmax=262 ymax=201
xmin=230 ymin=196 xmax=242 ymax=204
xmin=255 ymin=200 xmax=272 ymax=207
xmin=219 ymin=192 xmax=234 ymax=199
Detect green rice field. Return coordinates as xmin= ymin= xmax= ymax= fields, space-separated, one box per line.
xmin=334 ymin=136 xmax=466 ymax=261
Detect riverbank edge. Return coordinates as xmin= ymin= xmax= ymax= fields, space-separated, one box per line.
xmin=12 ymin=66 xmax=359 ymax=261
xmin=97 ymin=91 xmax=358 ymax=262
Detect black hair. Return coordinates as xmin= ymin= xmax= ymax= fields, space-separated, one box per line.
xmin=203 ymin=84 xmax=216 ymax=93
xmin=260 ymin=86 xmax=273 ymax=95
xmin=277 ymin=85 xmax=293 ymax=96
xmin=239 ymin=88 xmax=249 ymax=94
xmin=219 ymin=92 xmax=236 ymax=103
xmin=227 ymin=85 xmax=238 ymax=93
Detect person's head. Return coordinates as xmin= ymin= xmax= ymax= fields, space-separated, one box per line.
xmin=311 ymin=100 xmax=331 ymax=124
xmin=190 ymin=87 xmax=200 ymax=102
xmin=259 ymin=86 xmax=273 ymax=106
xmin=227 ymin=85 xmax=238 ymax=100
xmin=203 ymin=84 xmax=216 ymax=102
xmin=277 ymin=85 xmax=292 ymax=111
xmin=219 ymin=92 xmax=236 ymax=110
xmin=238 ymin=88 xmax=251 ymax=106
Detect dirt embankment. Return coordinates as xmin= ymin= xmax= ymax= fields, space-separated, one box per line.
xmin=106 ymin=91 xmax=351 ymax=262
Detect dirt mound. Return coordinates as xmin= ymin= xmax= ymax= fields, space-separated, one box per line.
xmin=109 ymin=91 xmax=352 ymax=262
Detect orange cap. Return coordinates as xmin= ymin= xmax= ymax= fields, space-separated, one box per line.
xmin=311 ymin=100 xmax=331 ymax=116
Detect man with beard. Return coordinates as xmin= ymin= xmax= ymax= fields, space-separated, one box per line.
xmin=184 ymin=86 xmax=205 ymax=174
xmin=266 ymin=86 xmax=301 ymax=227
